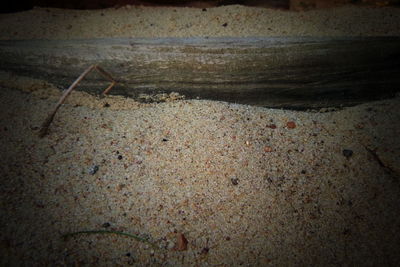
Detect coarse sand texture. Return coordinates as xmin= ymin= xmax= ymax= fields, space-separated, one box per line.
xmin=1 ymin=4 xmax=400 ymax=266
xmin=0 ymin=6 xmax=400 ymax=40
xmin=1 ymin=81 xmax=400 ymax=265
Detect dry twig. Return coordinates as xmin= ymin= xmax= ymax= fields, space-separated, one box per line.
xmin=38 ymin=64 xmax=117 ymax=138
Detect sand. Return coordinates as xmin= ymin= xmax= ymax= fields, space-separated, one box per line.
xmin=1 ymin=74 xmax=400 ymax=266
xmin=1 ymin=4 xmax=400 ymax=266
xmin=1 ymin=5 xmax=400 ymax=40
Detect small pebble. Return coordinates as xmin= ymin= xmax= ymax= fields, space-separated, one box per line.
xmin=118 ymin=155 xmax=123 ymax=160
xmin=231 ymin=178 xmax=239 ymax=185
xmin=264 ymin=146 xmax=273 ymax=152
xmin=167 ymin=241 xmax=175 ymax=250
xmin=88 ymin=165 xmax=99 ymax=175
xmin=343 ymin=149 xmax=353 ymax=158
xmin=173 ymin=233 xmax=188 ymax=251
xmin=287 ymin=121 xmax=296 ymax=129
xmin=200 ymin=247 xmax=210 ymax=254
xmin=102 ymin=222 xmax=111 ymax=228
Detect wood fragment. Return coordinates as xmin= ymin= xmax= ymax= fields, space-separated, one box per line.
xmin=2 ymin=37 xmax=400 ymax=108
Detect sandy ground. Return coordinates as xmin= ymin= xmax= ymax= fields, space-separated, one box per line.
xmin=1 ymin=75 xmax=400 ymax=266
xmin=0 ymin=5 xmax=400 ymax=40
xmin=1 ymin=4 xmax=400 ymax=266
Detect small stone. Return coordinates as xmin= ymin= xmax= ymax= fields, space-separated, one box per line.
xmin=167 ymin=241 xmax=175 ymax=250
xmin=116 ymin=184 xmax=126 ymax=192
xmin=222 ymin=23 xmax=228 ymax=27
xmin=200 ymin=247 xmax=210 ymax=255
xmin=287 ymin=121 xmax=296 ymax=129
xmin=102 ymin=222 xmax=111 ymax=228
xmin=173 ymin=233 xmax=188 ymax=251
xmin=117 ymin=155 xmax=123 ymax=160
xmin=231 ymin=178 xmax=239 ymax=185
xmin=355 ymin=123 xmax=364 ymax=129
xmin=88 ymin=165 xmax=99 ymax=175
xmin=266 ymin=124 xmax=277 ymax=129
xmin=343 ymin=149 xmax=353 ymax=158
xmin=264 ymin=146 xmax=273 ymax=152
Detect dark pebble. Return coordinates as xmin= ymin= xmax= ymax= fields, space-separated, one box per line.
xmin=200 ymin=247 xmax=209 ymax=254
xmin=202 ymin=8 xmax=207 ymax=11
xmin=222 ymin=23 xmax=228 ymax=27
xmin=162 ymin=138 xmax=168 ymax=142
xmin=126 ymin=252 xmax=131 ymax=257
xmin=88 ymin=165 xmax=99 ymax=175
xmin=102 ymin=222 xmax=111 ymax=228
xmin=342 ymin=149 xmax=353 ymax=158
xmin=104 ymin=103 xmax=110 ymax=107
xmin=231 ymin=178 xmax=239 ymax=185
xmin=118 ymin=155 xmax=123 ymax=160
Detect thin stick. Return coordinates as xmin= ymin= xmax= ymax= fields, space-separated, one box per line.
xmin=102 ymin=81 xmax=117 ymax=95
xmin=95 ymin=65 xmax=117 ymax=95
xmin=38 ymin=64 xmax=117 ymax=138
xmin=38 ymin=65 xmax=95 ymax=138
xmin=95 ymin=65 xmax=116 ymax=83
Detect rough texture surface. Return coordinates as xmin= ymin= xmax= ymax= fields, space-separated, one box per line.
xmin=1 ymin=5 xmax=400 ymax=266
xmin=1 ymin=6 xmax=400 ymax=40
xmin=1 ymin=78 xmax=399 ymax=266
xmin=1 ymin=37 xmax=399 ymax=108
xmin=1 ymin=6 xmax=400 ymax=108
